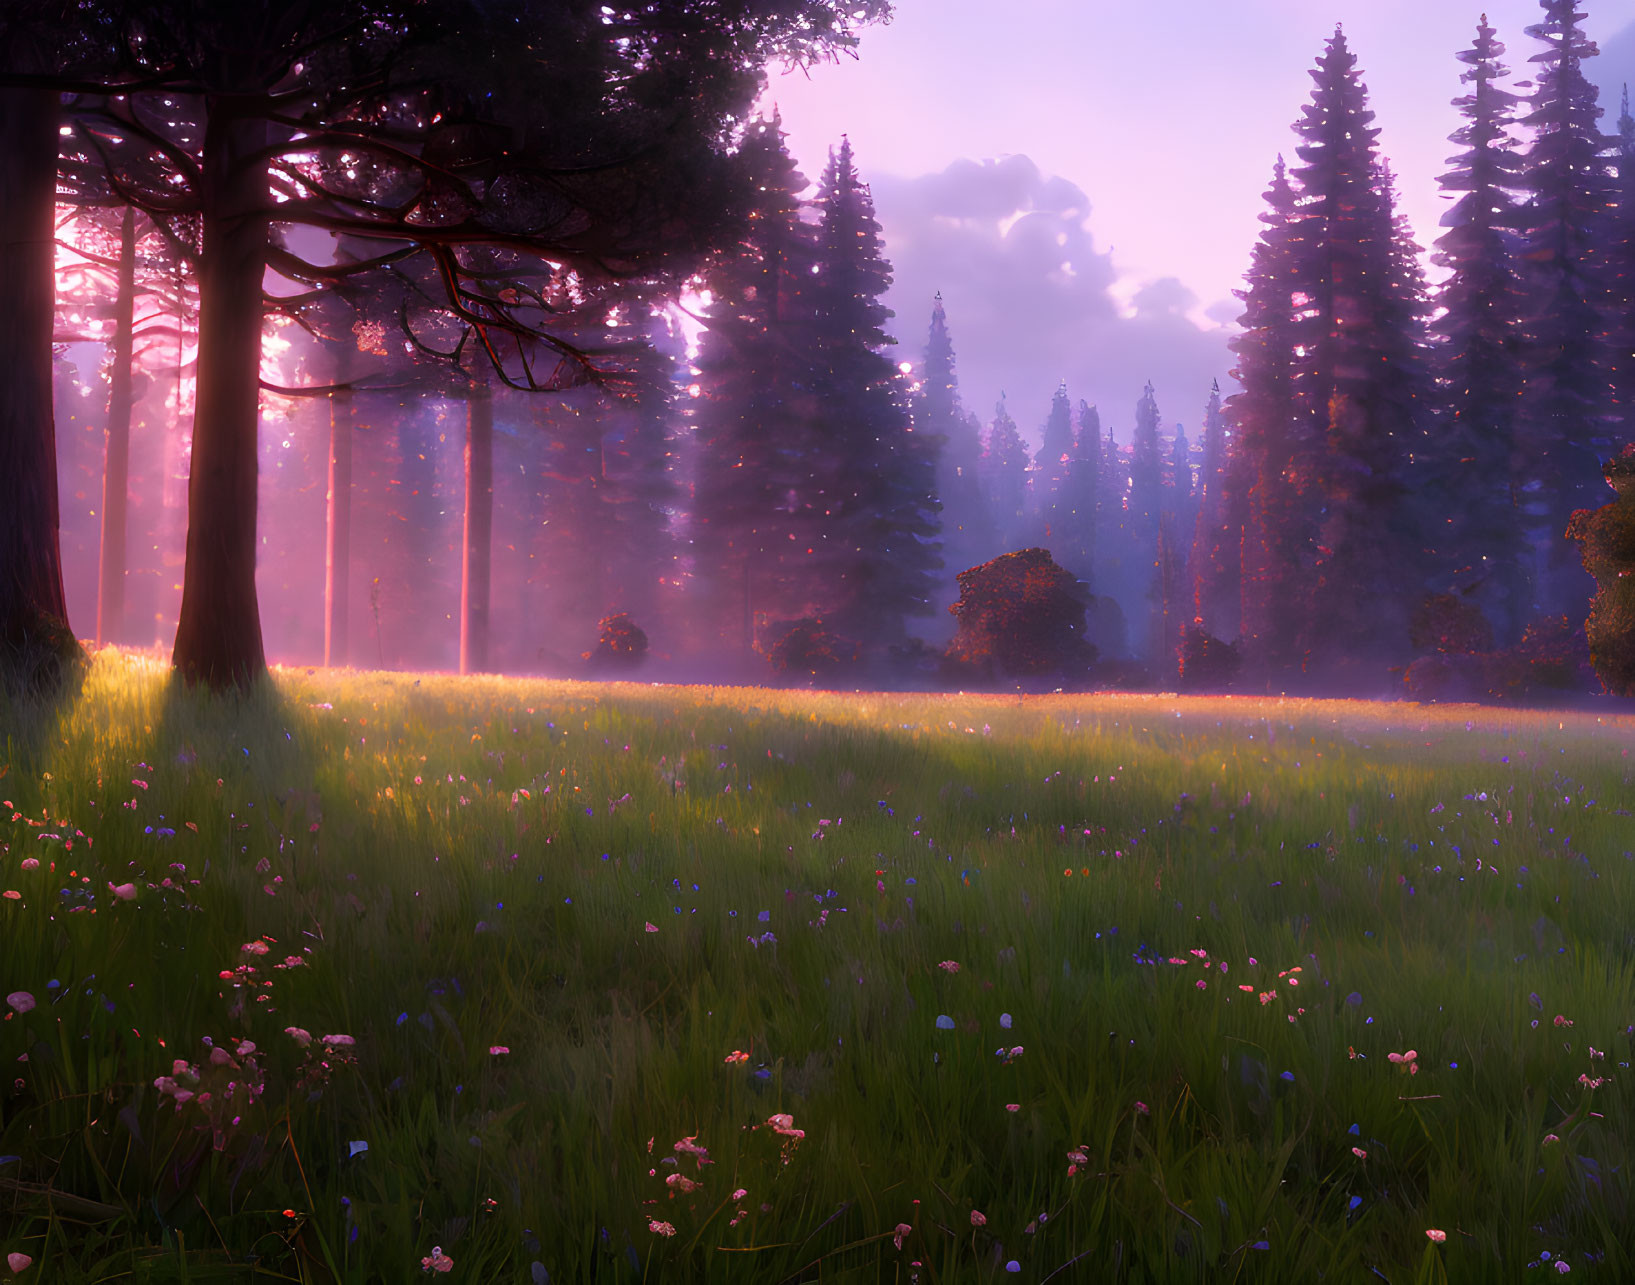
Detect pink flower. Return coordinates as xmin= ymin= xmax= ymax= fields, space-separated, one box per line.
xmin=284 ymin=1026 xmax=312 ymax=1048
xmin=1004 ymin=1103 xmax=1020 ymax=1113
xmin=732 ymin=1188 xmax=748 ymax=1201
xmin=7 ymin=1252 xmax=33 ymax=1272
xmin=666 ymin=1173 xmax=700 ymax=1192
xmin=648 ymin=1219 xmax=676 ymax=1237
xmin=241 ymin=940 xmax=270 ymax=956
xmin=2 ymin=891 xmax=20 ymax=900
xmin=1426 ymin=1228 xmax=1447 ymax=1244
xmin=488 ymin=1045 xmax=510 ymax=1056
xmin=893 ymin=1222 xmax=912 ymax=1250
xmin=970 ymin=1209 xmax=987 ymax=1227
xmin=1134 ymin=1101 xmax=1150 ymax=1115
xmin=19 ymin=858 xmax=38 ymax=872
xmin=420 ymin=1245 xmax=454 ymax=1272
xmin=108 ymin=882 xmax=137 ymax=900
xmin=1195 ymin=979 xmax=1207 ymax=990
xmin=1352 ymin=1147 xmax=1367 ymax=1159
xmin=5 ymin=992 xmax=35 ymax=1015
xmin=644 ymin=922 xmax=658 ymax=933
xmin=321 ymin=1034 xmax=355 ymax=1048
xmin=1542 ymin=1133 xmax=1560 ymax=1146
xmin=937 ymin=960 xmax=960 ymax=973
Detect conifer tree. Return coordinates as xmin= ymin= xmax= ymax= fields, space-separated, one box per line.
xmin=1128 ymin=382 xmax=1167 ymax=669
xmin=980 ymin=396 xmax=1029 ymax=549
xmin=1230 ymin=156 xmax=1312 ymax=677
xmin=1286 ymin=29 xmax=1430 ymax=673
xmin=1189 ymin=380 xmax=1242 ymax=639
xmin=691 ymin=113 xmax=822 ymax=655
xmin=1094 ymin=417 xmax=1129 ymax=631
xmin=1606 ymin=86 xmax=1635 ymax=451
xmin=811 ymin=136 xmax=942 ymax=646
xmin=1051 ymin=399 xmax=1100 ymax=582
xmin=1031 ymin=381 xmax=1075 ymax=540
xmin=1516 ymin=0 xmax=1615 ymax=620
xmin=917 ymin=293 xmax=991 ymax=580
xmin=1431 ymin=15 xmax=1530 ymax=642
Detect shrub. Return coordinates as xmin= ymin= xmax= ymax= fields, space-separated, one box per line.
xmin=942 ymin=549 xmax=1097 ymax=688
xmin=1178 ymin=623 xmax=1242 ymax=691
xmin=584 ymin=613 xmax=649 ymax=670
xmin=1565 ymin=445 xmax=1635 ymax=697
xmin=1409 ymin=593 xmax=1494 ymax=656
xmin=763 ymin=618 xmax=858 ymax=682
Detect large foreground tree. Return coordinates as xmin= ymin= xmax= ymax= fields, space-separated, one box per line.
xmin=3 ymin=0 xmax=890 ymax=688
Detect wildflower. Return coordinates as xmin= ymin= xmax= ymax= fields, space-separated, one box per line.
xmin=1556 ymin=1262 xmax=1572 ymax=1274
xmin=488 ymin=1045 xmax=509 ymax=1056
xmin=666 ymin=1173 xmax=700 ymax=1193
xmin=1005 ymin=1103 xmax=1020 ymax=1112
xmin=420 ymin=1246 xmax=454 ymax=1272
xmin=321 ymin=1034 xmax=355 ymax=1048
xmin=108 ymin=882 xmax=137 ymax=900
xmin=240 ymin=941 xmax=270 ymax=956
xmin=1 ymin=892 xmax=19 ymax=900
xmin=1554 ymin=1015 xmax=1573 ymax=1028
xmin=893 ymin=1222 xmax=912 ymax=1250
xmin=19 ymin=858 xmax=38 ymax=871
xmin=1195 ymin=980 xmax=1207 ymax=990
xmin=937 ymin=960 xmax=960 ymax=973
xmin=673 ymin=1136 xmax=710 ymax=1164
xmin=1352 ymin=1147 xmax=1367 ymax=1159
xmin=723 ymin=1049 xmax=749 ymax=1064
xmin=5 ymin=992 xmax=35 ymax=1015
xmin=731 ymin=1188 xmax=748 ymax=1201
xmin=1134 ymin=1101 xmax=1149 ymax=1115
xmin=1542 ymin=1134 xmax=1560 ymax=1146
xmin=644 ymin=922 xmax=658 ymax=933
xmin=284 ymin=1027 xmax=312 ymax=1048
xmin=767 ymin=1113 xmax=804 ymax=1140
xmin=8 ymin=1253 xmax=33 ymax=1273
xmin=1426 ymin=1229 xmax=1446 ymax=1244
xmin=971 ymin=1209 xmax=987 ymax=1227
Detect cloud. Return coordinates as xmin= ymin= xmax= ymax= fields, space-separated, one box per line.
xmin=871 ymin=155 xmax=1231 ymax=444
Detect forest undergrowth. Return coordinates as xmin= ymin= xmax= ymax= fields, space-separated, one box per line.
xmin=2 ymin=650 xmax=1633 ymax=1283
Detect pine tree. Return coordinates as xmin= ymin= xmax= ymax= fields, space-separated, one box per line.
xmin=1094 ymin=417 xmax=1129 ymax=635
xmin=1031 ymin=381 xmax=1076 ymax=543
xmin=810 ymin=136 xmax=942 ymax=647
xmin=1286 ymin=29 xmax=1430 ymax=674
xmin=1128 ymin=382 xmax=1167 ymax=670
xmin=690 ymin=113 xmax=822 ymax=655
xmin=1052 ymin=399 xmax=1100 ymax=582
xmin=1189 ymin=380 xmax=1242 ymax=639
xmin=597 ymin=309 xmax=682 ymax=634
xmin=1431 ymin=15 xmax=1530 ymax=643
xmin=917 ymin=292 xmax=991 ymax=580
xmin=1230 ymin=156 xmax=1313 ymax=677
xmin=980 ymin=395 xmax=1029 ymax=548
xmin=1606 ymin=86 xmax=1635 ymax=452
xmin=1516 ymin=0 xmax=1615 ymax=621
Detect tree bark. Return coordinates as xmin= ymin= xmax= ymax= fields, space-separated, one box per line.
xmin=324 ymin=388 xmax=353 ymax=668
xmin=97 ymin=205 xmax=138 ymax=646
xmin=0 ymin=86 xmax=77 ymax=682
xmin=460 ymin=372 xmax=493 ymax=675
xmin=172 ymin=104 xmax=269 ymax=688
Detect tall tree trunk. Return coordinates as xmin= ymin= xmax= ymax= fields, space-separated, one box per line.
xmin=0 ymin=86 xmax=78 ymax=685
xmin=324 ymin=388 xmax=353 ymax=668
xmin=97 ymin=205 xmax=138 ymax=646
xmin=172 ymin=105 xmax=269 ymax=688
xmin=460 ymin=372 xmax=493 ymax=675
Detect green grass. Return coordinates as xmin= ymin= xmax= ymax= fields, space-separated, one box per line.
xmin=2 ymin=651 xmax=1633 ymax=1283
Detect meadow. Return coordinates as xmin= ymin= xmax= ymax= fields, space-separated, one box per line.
xmin=1 ymin=651 xmax=1632 ymax=1283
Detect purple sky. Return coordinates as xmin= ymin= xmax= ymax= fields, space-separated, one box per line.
xmin=762 ymin=1 xmax=1635 ymax=444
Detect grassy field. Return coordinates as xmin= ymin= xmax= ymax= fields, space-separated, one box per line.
xmin=1 ymin=651 xmax=1633 ymax=1283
